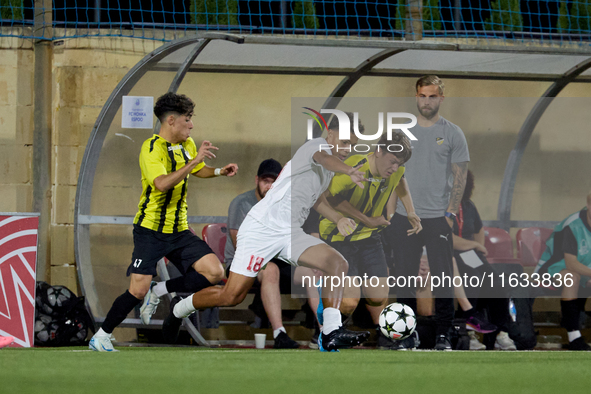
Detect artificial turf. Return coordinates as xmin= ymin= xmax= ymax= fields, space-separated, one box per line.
xmin=1 ymin=347 xmax=589 ymax=394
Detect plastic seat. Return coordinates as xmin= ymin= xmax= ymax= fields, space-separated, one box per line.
xmin=483 ymin=226 xmax=514 ymax=259
xmin=516 ymin=227 xmax=553 ymax=267
xmin=201 ymin=223 xmax=228 ymax=263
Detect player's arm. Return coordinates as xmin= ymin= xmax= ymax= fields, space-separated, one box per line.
xmin=193 ymin=163 xmax=238 ymax=178
xmin=153 ymin=140 xmax=218 ymax=192
xmin=564 ymin=253 xmax=591 ymax=277
xmin=153 ymin=167 xmax=191 ymax=192
xmin=385 ymin=191 xmax=398 ymax=221
xmin=332 ymin=198 xmax=390 ymax=229
xmin=446 ymin=161 xmax=468 ymax=227
xmin=452 ymin=231 xmax=487 ymax=255
xmin=312 ymin=151 xmax=366 ymax=189
xmin=313 ymin=190 xmax=357 ymax=236
xmin=322 ymin=163 xmax=385 ymax=228
xmin=395 ymin=177 xmax=422 ymax=235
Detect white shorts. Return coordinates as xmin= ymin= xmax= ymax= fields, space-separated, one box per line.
xmin=230 ymin=215 xmax=325 ymax=278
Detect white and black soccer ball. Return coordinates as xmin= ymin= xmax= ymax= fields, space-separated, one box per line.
xmin=34 ymin=314 xmax=58 ymax=345
xmin=379 ymin=302 xmax=417 ymax=340
xmin=45 ymin=286 xmax=73 ymax=315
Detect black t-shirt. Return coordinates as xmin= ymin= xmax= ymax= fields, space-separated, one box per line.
xmin=452 ymin=200 xmax=482 ymax=241
xmin=562 ymin=209 xmax=591 ymax=255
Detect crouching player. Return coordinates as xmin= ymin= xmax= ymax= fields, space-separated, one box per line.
xmin=319 ymin=132 xmax=420 ymax=350
xmin=167 ymin=113 xmax=371 ymax=351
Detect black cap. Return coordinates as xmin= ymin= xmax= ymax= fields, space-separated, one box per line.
xmin=257 ymin=159 xmax=282 ymax=178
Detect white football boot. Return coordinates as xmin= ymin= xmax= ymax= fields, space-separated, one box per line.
xmin=140 ymin=281 xmax=161 ymax=325
xmin=89 ymin=332 xmax=119 ymax=352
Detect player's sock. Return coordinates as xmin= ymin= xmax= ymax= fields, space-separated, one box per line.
xmin=152 ymin=281 xmax=168 ymax=297
xmin=101 ymin=290 xmax=142 ymax=334
xmin=561 ymin=300 xmax=581 ymax=332
xmin=273 ymin=327 xmax=286 ymax=339
xmin=173 ymin=296 xmax=197 ymax=318
xmin=462 ymin=307 xmax=475 ymax=317
xmin=166 ymin=270 xmax=213 ymax=293
xmin=321 ymin=307 xmax=342 ymax=335
xmin=96 ymin=328 xmax=109 ymax=337
xmin=568 ymin=330 xmax=582 ymax=342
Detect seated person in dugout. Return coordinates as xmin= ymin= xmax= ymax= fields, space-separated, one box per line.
xmin=318 ymin=131 xmax=422 ymax=350
xmin=450 ymin=170 xmax=515 ymax=350
xmin=534 ymin=192 xmax=591 ymax=351
xmin=225 ymin=158 xmax=300 ymax=349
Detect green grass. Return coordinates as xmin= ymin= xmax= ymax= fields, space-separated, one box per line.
xmin=1 ymin=347 xmax=590 ymax=394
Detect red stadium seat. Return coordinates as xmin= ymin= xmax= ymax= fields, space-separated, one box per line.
xmin=516 ymin=227 xmax=553 ymax=267
xmin=483 ymin=227 xmax=514 ymax=259
xmin=202 ymin=223 xmax=228 ymax=264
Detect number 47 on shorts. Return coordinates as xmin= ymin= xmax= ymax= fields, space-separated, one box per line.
xmin=246 ymin=256 xmax=264 ymax=273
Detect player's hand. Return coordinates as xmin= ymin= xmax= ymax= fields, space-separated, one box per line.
xmin=221 ymin=163 xmax=238 ymax=177
xmin=337 ymin=217 xmax=357 ymax=237
xmin=407 ymin=212 xmax=422 ymax=235
xmin=347 ymin=164 xmax=368 ymax=189
xmin=474 ymin=242 xmax=488 ymax=256
xmin=445 ymin=216 xmax=454 ymax=229
xmin=364 ymin=215 xmax=390 ymax=229
xmin=195 ymin=140 xmax=219 ymax=163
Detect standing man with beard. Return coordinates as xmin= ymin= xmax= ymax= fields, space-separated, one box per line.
xmin=224 ymin=159 xmax=300 ymax=349
xmin=384 ymin=75 xmax=470 ymax=350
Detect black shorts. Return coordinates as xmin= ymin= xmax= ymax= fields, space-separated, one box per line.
xmin=328 ymin=234 xmax=388 ymax=278
xmin=127 ymin=224 xmax=215 ymax=277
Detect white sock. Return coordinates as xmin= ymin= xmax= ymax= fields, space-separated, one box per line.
xmin=153 ymin=281 xmax=168 ymax=297
xmin=322 ymin=307 xmax=342 ymax=335
xmin=173 ymin=296 xmax=196 ymax=318
xmin=273 ymin=327 xmax=286 ymax=339
xmin=96 ymin=328 xmax=109 ymax=336
xmin=568 ymin=330 xmax=582 ymax=342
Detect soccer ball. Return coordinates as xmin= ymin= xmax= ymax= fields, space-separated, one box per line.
xmin=379 ymin=302 xmax=417 ymax=340
xmin=39 ymin=285 xmax=74 ymax=316
xmin=34 ymin=314 xmax=59 ymax=345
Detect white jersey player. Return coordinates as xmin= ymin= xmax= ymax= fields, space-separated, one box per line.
xmin=168 ymin=117 xmax=371 ymax=351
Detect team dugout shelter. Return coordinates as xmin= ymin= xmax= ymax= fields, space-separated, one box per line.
xmin=75 ymin=32 xmax=591 ymax=345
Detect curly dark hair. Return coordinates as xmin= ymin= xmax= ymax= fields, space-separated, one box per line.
xmin=154 ymin=92 xmax=195 ymax=122
xmin=327 ymin=111 xmax=365 ymax=135
xmin=376 ymin=131 xmax=412 ymax=163
xmin=462 ymin=169 xmax=475 ymax=203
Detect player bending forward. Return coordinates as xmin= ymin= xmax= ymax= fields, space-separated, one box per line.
xmin=167 ymin=118 xmax=371 ymax=351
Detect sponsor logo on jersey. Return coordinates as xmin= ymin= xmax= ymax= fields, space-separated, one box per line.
xmin=580 ymin=239 xmax=589 ymax=255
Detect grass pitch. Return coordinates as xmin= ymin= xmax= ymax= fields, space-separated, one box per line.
xmin=1 ymin=347 xmax=589 ymax=394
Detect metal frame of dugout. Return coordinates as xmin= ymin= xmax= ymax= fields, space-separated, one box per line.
xmin=74 ymin=32 xmax=591 ymax=345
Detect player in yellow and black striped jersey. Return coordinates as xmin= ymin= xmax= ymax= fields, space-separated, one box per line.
xmin=318 ymin=132 xmax=422 ymax=350
xmin=90 ymin=93 xmax=238 ymax=351
xmin=134 ymin=134 xmax=205 ymax=233
xmin=319 ymin=154 xmax=403 ymax=243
